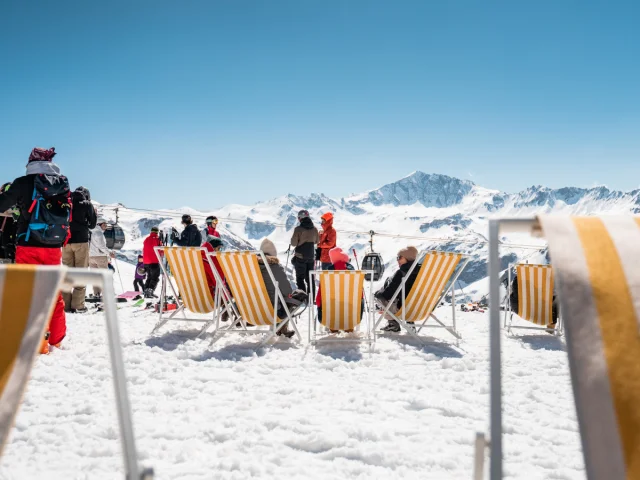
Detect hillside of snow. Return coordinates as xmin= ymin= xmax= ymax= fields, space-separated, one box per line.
xmin=96 ymin=171 xmax=640 ymax=300
xmin=0 ymin=264 xmax=584 ymax=479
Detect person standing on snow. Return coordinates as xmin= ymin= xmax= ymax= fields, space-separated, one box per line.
xmin=143 ymin=226 xmax=162 ymax=298
xmin=134 ymin=254 xmax=146 ymax=292
xmin=0 ymin=147 xmax=71 ymax=354
xmin=290 ymin=209 xmax=319 ymax=294
xmin=89 ymin=217 xmax=114 ymax=298
xmin=172 ymin=214 xmax=202 ymax=246
xmin=201 ymin=215 xmax=220 ymax=240
xmin=318 ymin=212 xmax=337 ymax=270
xmin=62 ymin=186 xmax=97 ymax=313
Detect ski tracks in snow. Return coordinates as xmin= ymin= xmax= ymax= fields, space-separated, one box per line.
xmin=0 ymin=309 xmax=583 ymax=479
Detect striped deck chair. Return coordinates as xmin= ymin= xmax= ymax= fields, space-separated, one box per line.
xmin=152 ymin=246 xmax=228 ymax=336
xmin=0 ymin=265 xmax=151 ymax=479
xmin=505 ymin=264 xmax=560 ymax=335
xmin=374 ymin=251 xmax=469 ymax=343
xmin=478 ymin=216 xmax=640 ymax=480
xmin=208 ymin=251 xmax=302 ymax=347
xmin=309 ymin=270 xmax=373 ymax=345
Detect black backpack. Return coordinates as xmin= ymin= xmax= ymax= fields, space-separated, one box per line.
xmin=24 ymin=173 xmax=72 ymax=246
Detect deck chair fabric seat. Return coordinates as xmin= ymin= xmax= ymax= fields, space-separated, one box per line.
xmin=506 ymin=264 xmax=559 ymax=334
xmin=152 ymin=246 xmax=221 ymax=335
xmin=310 ymin=270 xmax=371 ymax=344
xmin=0 ymin=265 xmax=150 ymax=479
xmin=375 ymin=251 xmax=469 ymax=343
xmin=209 ymin=251 xmax=302 ymax=346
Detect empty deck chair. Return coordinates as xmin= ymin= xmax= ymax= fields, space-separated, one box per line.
xmin=309 ymin=270 xmax=373 ymax=345
xmin=374 ymin=251 xmax=469 ymax=343
xmin=152 ymin=246 xmax=228 ymax=336
xmin=477 ymin=215 xmax=640 ymax=480
xmin=0 ymin=265 xmax=152 ymax=479
xmin=505 ymin=264 xmax=561 ymax=335
xmin=209 ymin=250 xmax=302 ymax=347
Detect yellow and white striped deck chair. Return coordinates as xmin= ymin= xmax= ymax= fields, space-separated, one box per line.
xmin=505 ymin=264 xmax=560 ymax=335
xmin=375 ymin=251 xmax=469 ymax=343
xmin=478 ymin=216 xmax=640 ymax=480
xmin=309 ymin=270 xmax=373 ymax=345
xmin=0 ymin=265 xmax=151 ymax=479
xmin=152 ymin=246 xmax=225 ymax=336
xmin=210 ymin=251 xmax=301 ymax=347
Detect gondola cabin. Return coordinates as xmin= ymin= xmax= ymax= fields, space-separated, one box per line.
xmin=362 ymin=252 xmax=385 ymax=281
xmin=104 ymin=224 xmax=126 ymax=250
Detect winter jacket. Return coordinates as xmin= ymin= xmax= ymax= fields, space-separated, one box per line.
xmin=201 ymin=241 xmax=225 ymax=292
xmin=201 ymin=225 xmax=220 ymax=241
xmin=290 ymin=217 xmax=319 ymax=261
xmin=315 ymin=261 xmax=354 ymax=306
xmin=143 ymin=232 xmax=162 ymax=264
xmin=0 ymin=162 xmax=67 ymax=248
xmin=135 ymin=262 xmax=147 ymax=280
xmin=318 ymin=219 xmax=336 ymax=264
xmin=89 ymin=226 xmax=110 ymax=258
xmin=375 ymin=260 xmax=421 ymax=308
xmin=68 ymin=191 xmax=97 ymax=244
xmin=258 ymin=255 xmax=293 ymax=307
xmin=0 ymin=216 xmax=17 ymax=260
xmin=175 ymin=224 xmax=202 ymax=247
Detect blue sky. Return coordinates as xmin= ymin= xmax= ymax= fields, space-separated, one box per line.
xmin=1 ymin=0 xmax=639 ymax=209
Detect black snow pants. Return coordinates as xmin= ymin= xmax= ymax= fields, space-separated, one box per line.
xmin=144 ymin=263 xmax=161 ymax=292
xmin=293 ymin=257 xmax=315 ymax=296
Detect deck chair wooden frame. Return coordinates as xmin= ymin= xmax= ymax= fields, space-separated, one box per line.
xmin=504 ymin=263 xmax=562 ymax=336
xmin=373 ymin=251 xmax=470 ymax=344
xmin=152 ymin=246 xmax=231 ymax=337
xmin=0 ymin=265 xmax=152 ymax=479
xmin=477 ymin=216 xmax=640 ymax=480
xmin=308 ymin=269 xmax=374 ymax=346
xmin=207 ymin=250 xmax=302 ymax=348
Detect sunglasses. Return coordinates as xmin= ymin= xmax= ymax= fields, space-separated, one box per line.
xmin=396 ymin=255 xmax=403 ymax=261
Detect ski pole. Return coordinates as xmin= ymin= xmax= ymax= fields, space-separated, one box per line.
xmin=285 ymin=246 xmax=291 ymax=272
xmin=352 ymin=248 xmax=360 ymax=269
xmin=113 ymin=256 xmax=125 ymax=293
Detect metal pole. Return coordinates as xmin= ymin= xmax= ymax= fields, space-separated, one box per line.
xmin=488 ymin=220 xmax=502 ymax=480
xmin=113 ymin=257 xmax=125 ymax=293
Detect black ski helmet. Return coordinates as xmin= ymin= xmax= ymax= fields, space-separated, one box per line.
xmin=181 ymin=214 xmax=192 ymax=225
xmin=297 ymin=209 xmax=310 ymax=220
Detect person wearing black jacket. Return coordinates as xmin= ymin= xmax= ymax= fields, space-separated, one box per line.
xmin=172 ymin=214 xmax=202 ymax=247
xmin=289 ymin=210 xmax=319 ymax=293
xmin=375 ymin=246 xmax=421 ymax=333
xmin=62 ymin=186 xmax=97 ymax=312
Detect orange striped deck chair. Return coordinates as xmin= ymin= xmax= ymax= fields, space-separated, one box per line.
xmin=0 ymin=265 xmax=151 ymax=479
xmin=505 ymin=264 xmax=560 ymax=335
xmin=375 ymin=251 xmax=469 ymax=343
xmin=152 ymin=246 xmax=225 ymax=336
xmin=310 ymin=270 xmax=373 ymax=345
xmin=209 ymin=251 xmax=301 ymax=347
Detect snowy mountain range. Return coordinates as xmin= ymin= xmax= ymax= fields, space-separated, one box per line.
xmin=98 ymin=171 xmax=640 ymax=299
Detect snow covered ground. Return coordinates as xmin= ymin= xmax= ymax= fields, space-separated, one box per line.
xmin=0 ymin=262 xmax=584 ymax=479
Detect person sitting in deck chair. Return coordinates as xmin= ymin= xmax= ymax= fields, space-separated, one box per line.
xmin=375 ymin=246 xmax=421 ymax=333
xmin=509 ymin=271 xmax=559 ymax=330
xmin=315 ymin=246 xmax=362 ymax=333
xmin=202 ymin=236 xmax=225 ymax=297
xmin=257 ymin=238 xmax=297 ymax=338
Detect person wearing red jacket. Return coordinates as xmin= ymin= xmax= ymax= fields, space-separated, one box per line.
xmin=0 ymin=147 xmax=69 ymax=354
xmin=143 ymin=227 xmax=162 ymax=298
xmin=201 ymin=215 xmax=220 ymax=240
xmin=201 ymin=236 xmax=225 ymax=297
xmin=318 ymin=212 xmax=337 ymax=270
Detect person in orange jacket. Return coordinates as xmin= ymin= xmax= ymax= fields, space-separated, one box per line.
xmin=318 ymin=212 xmax=336 ymax=270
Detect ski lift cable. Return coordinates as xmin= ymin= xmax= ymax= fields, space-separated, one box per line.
xmin=97 ymin=204 xmax=547 ymax=251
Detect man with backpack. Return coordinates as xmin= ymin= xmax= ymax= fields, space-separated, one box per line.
xmin=290 ymin=209 xmax=319 ymax=293
xmin=172 ymin=214 xmax=202 ymax=247
xmin=143 ymin=226 xmax=162 ymax=298
xmin=62 ymin=186 xmax=97 ymax=313
xmin=0 ymin=147 xmax=71 ymax=354
xmin=89 ymin=217 xmax=114 ymax=298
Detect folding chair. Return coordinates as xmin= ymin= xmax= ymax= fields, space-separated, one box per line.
xmin=374 ymin=251 xmax=469 ymax=343
xmin=208 ymin=251 xmax=302 ymax=348
xmin=151 ymin=246 xmax=226 ymax=336
xmin=309 ymin=269 xmax=373 ymax=345
xmin=477 ymin=216 xmax=640 ymax=480
xmin=504 ymin=263 xmax=561 ymax=335
xmin=0 ymin=264 xmax=152 ymax=479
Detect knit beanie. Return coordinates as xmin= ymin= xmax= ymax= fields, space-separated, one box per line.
xmin=329 ymin=247 xmax=349 ymax=265
xmin=28 ymin=147 xmax=56 ymax=163
xmin=397 ymin=246 xmax=418 ymax=262
xmin=260 ymin=238 xmax=278 ymax=257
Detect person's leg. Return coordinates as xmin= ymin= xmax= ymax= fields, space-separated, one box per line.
xmin=305 ymin=260 xmax=316 ymax=298
xmin=61 ymin=245 xmax=74 ymax=310
xmin=71 ymin=243 xmax=89 ymax=310
xmin=321 ymin=262 xmax=332 ymax=270
xmin=133 ymin=279 xmax=141 ymax=292
xmin=148 ymin=264 xmax=161 ymax=291
xmin=293 ymin=259 xmax=307 ymax=292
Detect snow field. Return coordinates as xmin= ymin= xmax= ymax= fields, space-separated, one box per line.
xmin=0 ymin=263 xmax=584 ymax=479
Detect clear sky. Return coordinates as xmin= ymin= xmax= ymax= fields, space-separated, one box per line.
xmin=1 ymin=0 xmax=639 ymax=209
